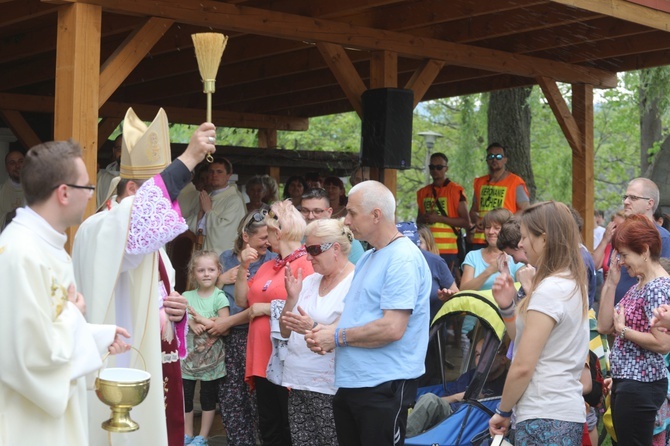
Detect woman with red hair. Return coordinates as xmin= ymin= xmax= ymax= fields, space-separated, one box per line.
xmin=598 ymin=214 xmax=670 ymax=445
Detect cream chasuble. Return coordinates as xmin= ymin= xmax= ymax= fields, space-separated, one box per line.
xmin=73 ymin=175 xmax=186 ymax=446
xmin=0 ymin=207 xmax=115 ymax=446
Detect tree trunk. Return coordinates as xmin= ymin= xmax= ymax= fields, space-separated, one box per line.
xmin=639 ymin=69 xmax=662 ymax=176
xmin=487 ymin=87 xmax=535 ymax=202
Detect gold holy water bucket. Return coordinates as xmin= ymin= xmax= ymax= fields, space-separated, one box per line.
xmin=95 ymin=347 xmax=151 ymax=433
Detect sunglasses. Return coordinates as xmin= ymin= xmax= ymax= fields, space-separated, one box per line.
xmin=305 ymin=242 xmax=334 ymax=257
xmin=428 ymin=164 xmax=447 ymax=170
xmin=486 ymin=154 xmax=505 ymax=161
xmin=244 ymin=212 xmax=265 ymax=231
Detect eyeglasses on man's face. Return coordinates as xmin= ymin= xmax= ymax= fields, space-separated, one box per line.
xmin=428 ymin=164 xmax=447 ymax=171
xmin=53 ymin=183 xmax=96 ymax=197
xmin=300 ymin=207 xmax=326 ymax=217
xmin=305 ymin=242 xmax=334 ymax=257
xmin=622 ymin=194 xmax=651 ymax=202
xmin=486 ymin=153 xmax=505 ymax=161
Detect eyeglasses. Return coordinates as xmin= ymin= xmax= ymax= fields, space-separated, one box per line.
xmin=53 ymin=183 xmax=96 ymax=197
xmin=486 ymin=154 xmax=505 ymax=161
xmin=300 ymin=207 xmax=326 ymax=216
xmin=305 ymin=242 xmax=334 ymax=256
xmin=428 ymin=164 xmax=447 ymax=170
xmin=622 ymin=194 xmax=651 ymax=202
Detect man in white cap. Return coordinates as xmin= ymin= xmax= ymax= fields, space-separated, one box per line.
xmin=73 ymin=108 xmax=214 ymax=446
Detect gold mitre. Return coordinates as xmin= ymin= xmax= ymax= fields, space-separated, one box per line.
xmin=120 ymin=107 xmax=171 ymax=180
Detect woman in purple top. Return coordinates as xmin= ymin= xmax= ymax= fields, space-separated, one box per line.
xmin=598 ymin=214 xmax=670 ymax=446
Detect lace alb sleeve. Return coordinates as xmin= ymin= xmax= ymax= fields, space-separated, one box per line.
xmin=126 ymin=175 xmax=188 ymax=255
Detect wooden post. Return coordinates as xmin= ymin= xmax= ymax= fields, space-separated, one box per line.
xmin=572 ymin=83 xmax=594 ymax=249
xmin=369 ymin=51 xmax=398 ymax=196
xmin=54 ymin=3 xmax=102 ymax=250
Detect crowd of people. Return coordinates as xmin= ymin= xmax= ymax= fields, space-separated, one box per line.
xmin=2 ymin=113 xmax=670 ymax=446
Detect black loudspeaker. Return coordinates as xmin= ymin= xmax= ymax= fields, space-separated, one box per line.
xmin=361 ymin=88 xmax=414 ymax=169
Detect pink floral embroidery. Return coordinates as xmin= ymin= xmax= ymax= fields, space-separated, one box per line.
xmin=126 ymin=176 xmax=188 ymax=255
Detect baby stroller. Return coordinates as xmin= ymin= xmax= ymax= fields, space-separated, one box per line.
xmin=407 ymin=290 xmax=506 ymax=446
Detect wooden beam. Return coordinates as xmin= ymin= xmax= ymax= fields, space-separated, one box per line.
xmin=257 ymin=129 xmax=277 ymax=149
xmin=316 ymin=42 xmax=366 ymax=117
xmin=99 ymin=17 xmax=174 ymax=105
xmin=550 ymin=0 xmax=670 ymax=32
xmin=571 ymin=83 xmax=594 ymax=248
xmin=0 ymin=92 xmax=309 ymax=131
xmin=53 ymin=2 xmax=102 ymax=247
xmin=405 ymin=59 xmax=444 ymax=107
xmin=370 ymin=51 xmax=397 ymax=90
xmin=0 ymin=110 xmax=42 ymax=149
xmin=61 ymin=0 xmax=618 ymax=87
xmin=536 ymin=76 xmax=583 ymax=156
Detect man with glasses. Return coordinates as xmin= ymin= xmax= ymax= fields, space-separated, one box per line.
xmin=299 ymin=187 xmax=365 ymax=263
xmin=417 ymin=152 xmax=469 ymax=276
xmin=0 ymin=140 xmax=130 ymax=445
xmin=611 ymin=177 xmax=670 ymax=304
xmin=73 ymin=107 xmax=214 ymax=446
xmin=469 ymin=143 xmax=529 ymax=250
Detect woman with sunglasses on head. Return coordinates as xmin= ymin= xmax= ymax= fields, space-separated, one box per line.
xmin=235 ymin=200 xmax=314 ymax=446
xmin=208 ymin=210 xmax=278 ymax=446
xmin=280 ymin=218 xmax=355 ymax=446
xmin=597 ymin=214 xmax=670 ymax=446
xmin=489 ymin=201 xmax=589 ymax=445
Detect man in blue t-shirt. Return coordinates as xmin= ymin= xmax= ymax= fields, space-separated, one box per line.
xmin=306 ymin=180 xmax=431 ymax=446
xmin=614 ymin=178 xmax=670 ymax=304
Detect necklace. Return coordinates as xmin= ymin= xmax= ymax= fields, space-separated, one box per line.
xmin=373 ymin=232 xmax=403 ymax=253
xmin=319 ymin=262 xmax=349 ymax=295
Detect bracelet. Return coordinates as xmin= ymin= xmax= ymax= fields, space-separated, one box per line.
xmin=334 ymin=328 xmax=341 ymax=348
xmin=342 ymin=328 xmax=349 ymax=347
xmin=495 ymin=405 xmax=513 ymax=418
xmin=499 ymin=300 xmax=516 ymax=318
xmin=619 ymin=326 xmax=629 ymax=340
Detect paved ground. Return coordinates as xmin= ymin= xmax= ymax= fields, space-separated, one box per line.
xmin=192 ymin=411 xmax=228 ymax=446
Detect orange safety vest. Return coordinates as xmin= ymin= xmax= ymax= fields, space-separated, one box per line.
xmin=471 ymin=173 xmax=528 ymax=245
xmin=417 ymin=180 xmax=466 ymax=255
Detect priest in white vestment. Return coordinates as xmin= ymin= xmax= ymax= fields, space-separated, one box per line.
xmin=73 ymin=108 xmax=216 ymax=446
xmin=191 ymin=158 xmax=246 ymax=255
xmin=96 ymin=134 xmax=122 ymax=208
xmin=0 ymin=140 xmax=129 ymax=445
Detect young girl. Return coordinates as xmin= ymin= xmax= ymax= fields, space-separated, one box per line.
xmin=182 ymin=251 xmax=230 ymax=446
xmin=489 ymin=201 xmax=589 ymax=445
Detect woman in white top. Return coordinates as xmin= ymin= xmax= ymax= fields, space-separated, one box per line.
xmin=280 ymin=218 xmax=355 ymax=446
xmin=489 ymin=201 xmax=589 ymax=445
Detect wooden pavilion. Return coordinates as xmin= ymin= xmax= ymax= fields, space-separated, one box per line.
xmin=3 ymin=0 xmax=670 ymax=245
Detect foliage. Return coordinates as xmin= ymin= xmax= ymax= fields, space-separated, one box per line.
xmin=155 ymin=70 xmax=657 ymax=222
